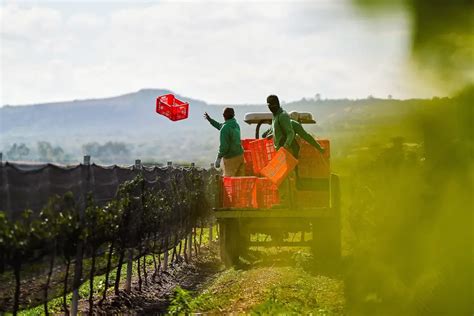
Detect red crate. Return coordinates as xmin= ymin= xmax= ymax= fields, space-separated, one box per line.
xmin=241 ymin=139 xmax=256 ymax=175
xmin=241 ymin=139 xmax=256 ymax=150
xmin=297 ymin=139 xmax=330 ymax=178
xmin=253 ymin=177 xmax=279 ymax=209
xmin=260 ymin=148 xmax=299 ymax=187
xmin=243 ymin=150 xmax=254 ymax=176
xmin=156 ymin=94 xmax=189 ymax=121
xmin=249 ymin=138 xmax=275 ymax=175
xmin=222 ymin=177 xmax=257 ymax=208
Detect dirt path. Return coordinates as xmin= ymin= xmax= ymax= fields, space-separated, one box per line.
xmin=78 ymin=245 xmax=223 ymax=315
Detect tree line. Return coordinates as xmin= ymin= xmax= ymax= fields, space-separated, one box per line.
xmin=3 ymin=141 xmax=132 ymax=164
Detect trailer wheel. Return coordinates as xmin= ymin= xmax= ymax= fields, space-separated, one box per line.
xmin=311 ymin=174 xmax=342 ymax=261
xmin=311 ymin=218 xmax=341 ymax=261
xmin=219 ymin=219 xmax=240 ymax=267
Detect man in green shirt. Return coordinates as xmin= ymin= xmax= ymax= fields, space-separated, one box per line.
xmin=289 ymin=111 xmax=325 ymax=154
xmin=266 ymin=95 xmax=299 ymax=157
xmin=262 ymin=111 xmax=325 ymax=158
xmin=204 ymin=108 xmax=245 ymax=176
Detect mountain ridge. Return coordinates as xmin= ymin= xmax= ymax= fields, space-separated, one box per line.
xmin=0 ymin=88 xmax=429 ymax=163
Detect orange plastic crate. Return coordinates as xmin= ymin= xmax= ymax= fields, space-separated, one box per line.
xmin=249 ymin=138 xmax=275 ymax=174
xmin=222 ymin=177 xmax=257 ymax=208
xmin=156 ymin=94 xmax=189 ymax=121
xmin=243 ymin=150 xmax=254 ymax=176
xmin=241 ymin=139 xmax=256 ymax=176
xmin=241 ymin=139 xmax=256 ymax=150
xmin=298 ymin=139 xmax=330 ymax=178
xmin=253 ymin=177 xmax=279 ymax=209
xmin=260 ymin=148 xmax=298 ymax=187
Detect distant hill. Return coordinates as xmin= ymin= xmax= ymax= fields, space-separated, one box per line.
xmin=0 ymin=89 xmax=429 ymax=164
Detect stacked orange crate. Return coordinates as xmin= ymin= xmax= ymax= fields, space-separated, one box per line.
xmin=241 ymin=139 xmax=256 ymax=176
xmin=296 ymin=139 xmax=330 ymax=208
xmin=298 ymin=139 xmax=330 ymax=178
xmin=222 ymin=176 xmax=257 ymax=208
xmin=249 ymin=138 xmax=275 ymax=175
xmin=253 ymin=177 xmax=279 ymax=209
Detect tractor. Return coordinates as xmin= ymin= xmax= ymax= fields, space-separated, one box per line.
xmin=213 ymin=111 xmax=341 ymax=267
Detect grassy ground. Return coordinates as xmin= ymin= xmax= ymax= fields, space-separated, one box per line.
xmin=168 ymin=245 xmax=345 ymax=315
xmin=8 ymin=230 xmax=344 ymax=315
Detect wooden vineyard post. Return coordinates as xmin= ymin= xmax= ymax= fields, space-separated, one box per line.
xmin=209 ymin=162 xmax=218 ymax=242
xmin=188 ymin=232 xmax=193 ymax=258
xmin=183 ymin=235 xmax=188 ymax=262
xmin=83 ymin=155 xmax=90 ymax=166
xmin=162 ymin=162 xmax=172 ymax=269
xmin=71 ymin=155 xmax=91 ymax=316
xmin=194 ymin=227 xmax=199 ymax=254
xmin=125 ymin=160 xmax=142 ymax=292
xmin=163 ymin=237 xmax=169 ymax=271
xmin=0 ymin=152 xmax=3 ymax=164
xmin=125 ymin=249 xmax=133 ymax=292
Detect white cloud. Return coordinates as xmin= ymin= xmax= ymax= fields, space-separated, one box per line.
xmin=0 ymin=1 xmax=435 ymax=106
xmin=67 ymin=13 xmax=104 ymax=30
xmin=0 ymin=4 xmax=62 ymax=39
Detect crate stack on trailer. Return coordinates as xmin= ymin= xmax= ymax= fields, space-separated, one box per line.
xmin=296 ymin=139 xmax=331 ymax=208
xmin=222 ymin=137 xmax=331 ymax=210
xmin=221 ymin=138 xmax=280 ymax=209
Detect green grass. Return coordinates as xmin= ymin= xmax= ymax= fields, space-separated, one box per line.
xmin=168 ymin=247 xmax=345 ymax=314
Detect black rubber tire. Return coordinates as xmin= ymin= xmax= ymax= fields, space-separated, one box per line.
xmin=312 ymin=174 xmax=342 ymax=262
xmin=219 ymin=220 xmax=240 ymax=267
xmin=311 ymin=217 xmax=341 ymax=261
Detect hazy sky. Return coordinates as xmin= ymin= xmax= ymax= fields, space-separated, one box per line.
xmin=0 ymin=0 xmax=437 ymax=106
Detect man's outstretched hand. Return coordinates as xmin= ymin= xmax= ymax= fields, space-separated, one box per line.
xmin=215 ymin=156 xmax=222 ymax=169
xmin=204 ymin=112 xmax=211 ymax=121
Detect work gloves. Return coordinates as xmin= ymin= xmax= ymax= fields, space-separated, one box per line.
xmin=215 ymin=156 xmax=222 ymax=169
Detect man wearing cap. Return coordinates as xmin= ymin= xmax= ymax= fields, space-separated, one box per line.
xmin=289 ymin=111 xmax=325 ymax=154
xmin=263 ymin=111 xmax=325 ymax=157
xmin=266 ymin=95 xmax=299 ymax=157
xmin=204 ymin=108 xmax=245 ymax=176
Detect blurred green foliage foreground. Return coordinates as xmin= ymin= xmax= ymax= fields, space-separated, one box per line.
xmin=340 ymin=86 xmax=472 ymax=315
xmin=344 ymin=1 xmax=472 ymax=314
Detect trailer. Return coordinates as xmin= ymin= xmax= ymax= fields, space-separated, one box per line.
xmin=214 ymin=112 xmax=341 ymax=267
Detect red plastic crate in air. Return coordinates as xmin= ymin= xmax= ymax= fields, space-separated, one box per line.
xmin=253 ymin=177 xmax=279 ymax=209
xmin=249 ymin=138 xmax=276 ymax=175
xmin=156 ymin=94 xmax=189 ymax=121
xmin=222 ymin=176 xmax=257 ymax=208
xmin=297 ymin=139 xmax=330 ymax=178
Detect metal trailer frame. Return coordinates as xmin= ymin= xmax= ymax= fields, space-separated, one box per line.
xmin=214 ymin=174 xmax=341 ymax=267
